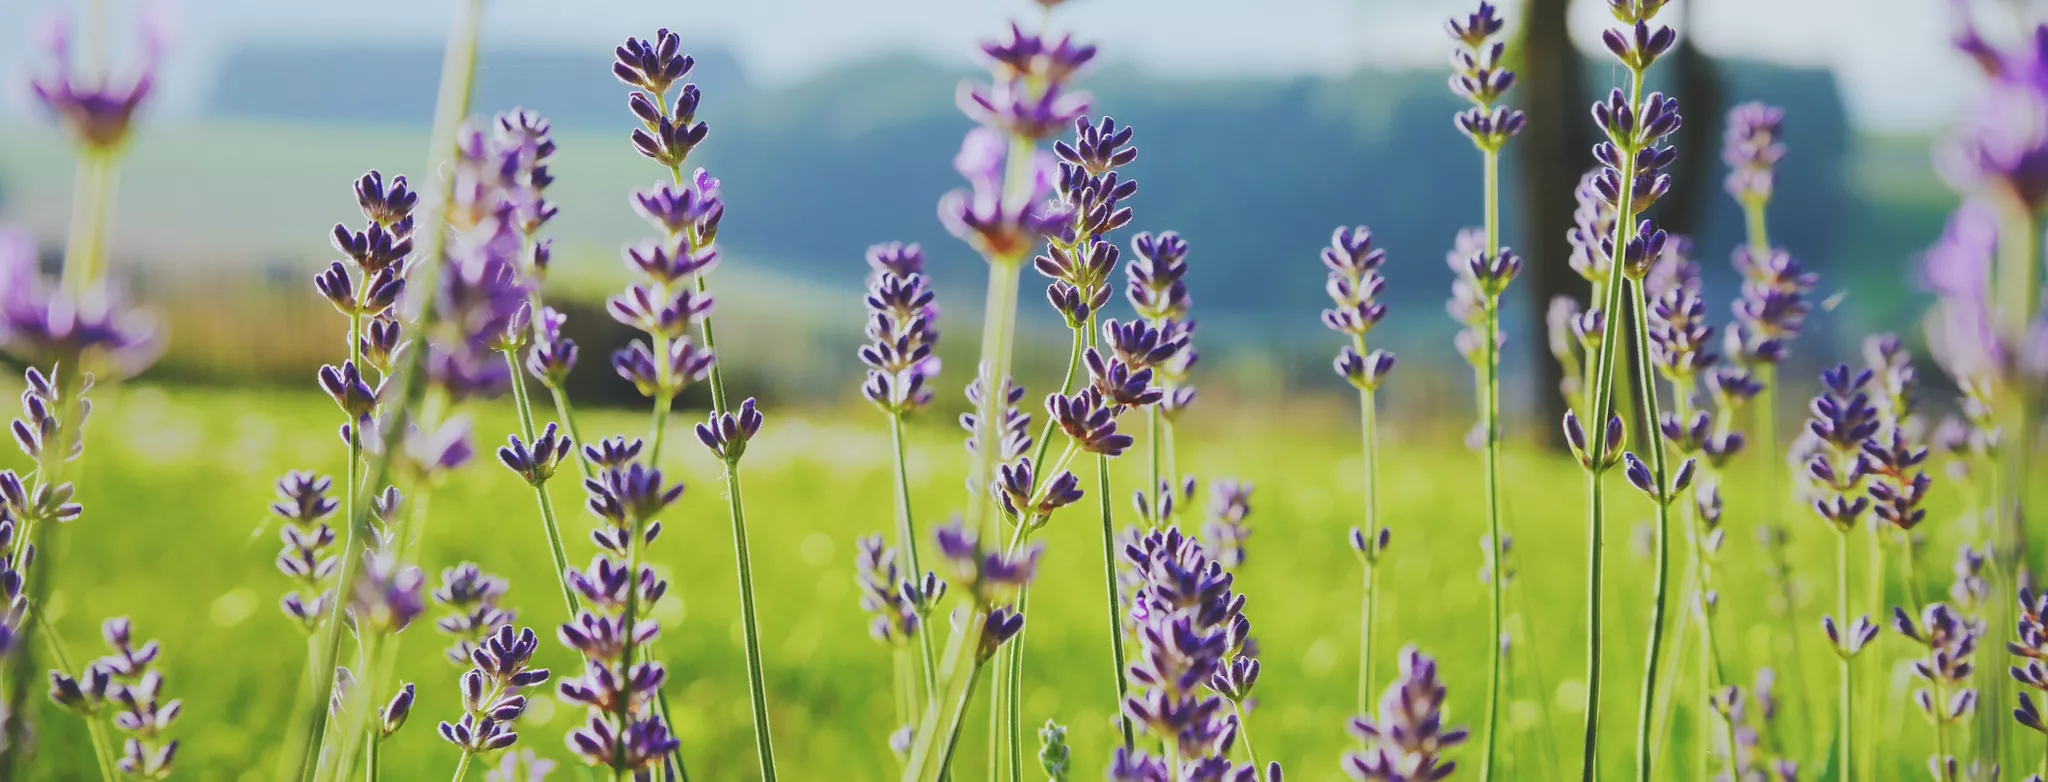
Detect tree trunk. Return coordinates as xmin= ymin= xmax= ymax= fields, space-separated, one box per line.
xmin=1514 ymin=0 xmax=1593 ymax=448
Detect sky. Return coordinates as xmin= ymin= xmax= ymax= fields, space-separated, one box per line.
xmin=0 ymin=0 xmax=2020 ymax=133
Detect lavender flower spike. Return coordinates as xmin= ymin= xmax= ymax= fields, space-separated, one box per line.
xmin=1344 ymin=646 xmax=1469 ymax=781
xmin=27 ymin=9 xmax=163 ymax=152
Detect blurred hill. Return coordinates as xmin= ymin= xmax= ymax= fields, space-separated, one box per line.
xmin=0 ymin=43 xmax=1953 ymax=408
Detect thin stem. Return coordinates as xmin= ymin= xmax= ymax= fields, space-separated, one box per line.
xmin=1837 ymin=529 xmax=1853 ymax=782
xmin=505 ymin=350 xmax=583 ymax=616
xmin=889 ymin=413 xmax=941 ymax=714
xmin=1006 ymin=585 xmax=1030 ymax=781
xmin=1627 ymin=277 xmax=1677 ymax=782
xmin=1356 ymin=336 xmax=1383 ymax=715
xmin=1234 ymin=700 xmax=1261 ymax=768
xmin=720 ymin=466 xmax=778 ymax=779
xmin=1146 ymin=406 xmax=1162 ymax=526
xmin=963 ymin=260 xmax=1027 ymax=536
xmin=60 ymin=153 xmax=115 ymax=298
xmin=83 ymin=717 xmax=121 ymax=782
xmin=1479 ymin=146 xmax=1504 ymax=782
xmin=451 ymin=752 xmax=474 ymax=782
xmin=936 ymin=656 xmax=992 ymax=777
xmin=1098 ymin=450 xmax=1134 ymax=752
xmin=366 ymin=731 xmax=381 ymax=782
xmin=1579 ymin=66 xmax=1647 ymax=782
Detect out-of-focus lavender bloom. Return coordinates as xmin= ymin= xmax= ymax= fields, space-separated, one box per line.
xmin=960 ymin=25 xmax=1094 ymax=142
xmin=1566 ymin=170 xmax=1617 ymax=284
xmin=856 ymin=535 xmax=937 ymax=645
xmin=1726 ymin=245 xmax=1815 ymax=370
xmin=1038 ymin=720 xmax=1071 ymax=780
xmin=1724 ymin=103 xmax=1786 ymax=204
xmin=494 ymin=109 xmax=560 ymax=240
xmin=1647 ymin=260 xmax=1717 ymax=382
xmin=525 ymin=307 xmax=577 ymax=388
xmin=1547 ymin=296 xmax=1587 ymax=409
xmin=932 ymin=517 xmax=1041 ymax=608
xmin=26 ymin=9 xmax=163 ymax=152
xmin=432 ymin=563 xmax=516 ymax=665
xmin=961 ymin=377 xmax=1033 ymax=464
xmin=1128 ymin=231 xmax=1192 ymax=325
xmin=351 ymin=552 xmax=426 ymax=634
xmin=1952 ymin=545 xmax=1989 ymax=615
xmin=0 ymin=229 xmax=163 ymax=379
xmin=272 ymin=472 xmax=341 ymax=632
xmin=1893 ymin=603 xmax=1981 ymax=751
xmin=1940 ymin=21 xmax=2048 ymax=209
xmin=861 ymin=243 xmax=941 ymax=415
xmin=484 ymin=748 xmax=557 ymax=782
xmin=1343 ymin=646 xmax=1468 ymax=781
xmin=940 ymin=128 xmax=1059 ymax=263
xmin=57 ymin=618 xmax=181 ymax=780
xmin=1203 ymin=480 xmax=1255 ymax=569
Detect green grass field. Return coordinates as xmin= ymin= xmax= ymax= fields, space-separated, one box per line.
xmin=3 ymin=379 xmax=2005 ymax=780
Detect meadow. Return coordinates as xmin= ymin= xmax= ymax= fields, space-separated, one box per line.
xmin=0 ymin=378 xmax=1995 ymax=779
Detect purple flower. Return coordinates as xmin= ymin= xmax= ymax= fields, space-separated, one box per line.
xmin=524 ymin=306 xmax=577 ymax=388
xmin=1893 ymin=603 xmax=1980 ymax=730
xmin=695 ymin=397 xmax=764 ymax=463
xmin=861 ymin=244 xmax=942 ymax=415
xmin=1120 ymin=528 xmax=1255 ymax=764
xmin=1646 ymin=264 xmax=1717 ymax=380
xmin=1724 ymin=102 xmax=1786 ymax=203
xmin=1203 ymin=479 xmax=1256 ymax=568
xmin=611 ymin=338 xmax=714 ymax=400
xmin=60 ymin=618 xmax=181 ymax=779
xmin=0 ymin=230 xmax=163 ymax=379
xmin=566 ymin=713 xmax=682 ymax=774
xmin=352 ymin=552 xmax=426 ymax=634
xmin=932 ymin=517 xmax=1041 ymax=606
xmin=855 ymin=535 xmax=923 ymax=644
xmin=940 ymin=128 xmax=1058 ymax=263
xmin=1728 ymin=245 xmax=1815 ymax=368
xmin=1128 ymin=231 xmax=1192 ymax=325
xmin=1344 ymin=647 xmax=1469 ymax=781
xmin=616 ymin=30 xmax=709 ymax=170
xmin=27 ymin=9 xmax=163 ymax=151
xmin=1940 ymin=24 xmax=2048 ymax=209
xmin=1448 ymin=2 xmax=1525 ymax=151
xmin=439 ymin=625 xmax=551 ymax=754
xmin=272 ymin=472 xmax=341 ymax=632
xmin=961 ymin=377 xmax=1034 ymax=463
xmin=432 ymin=563 xmax=516 ymax=665
xmin=1047 ymin=387 xmax=1134 ymax=457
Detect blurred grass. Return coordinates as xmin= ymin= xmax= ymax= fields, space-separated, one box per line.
xmin=1 ymin=380 xmax=1991 ymax=780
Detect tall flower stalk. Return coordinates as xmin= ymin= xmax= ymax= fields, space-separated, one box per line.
xmin=900 ymin=13 xmax=1092 ymax=777
xmin=1567 ymin=1 xmax=1681 ymax=776
xmin=1320 ymin=227 xmax=1393 ymax=714
xmin=1800 ymin=364 xmax=1883 ymax=781
xmin=1004 ymin=108 xmax=1137 ymax=770
xmin=860 ymin=241 xmax=946 ymax=735
xmin=1446 ymin=5 xmax=1526 ymax=774
xmin=611 ymin=29 xmax=759 ymax=778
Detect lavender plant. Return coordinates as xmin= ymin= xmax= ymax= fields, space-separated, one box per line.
xmin=440 ymin=625 xmax=551 ymax=777
xmin=1320 ymin=226 xmax=1394 ymax=714
xmin=1446 ymin=7 xmax=1527 ymax=772
xmin=1564 ymin=1 xmax=1684 ymax=777
xmin=1897 ymin=603 xmax=1982 ymax=778
xmin=1118 ymin=527 xmax=1278 ymax=780
xmin=853 ymin=534 xmax=945 ymax=759
xmin=1343 ymin=646 xmax=1468 ymax=780
xmin=1799 ymin=364 xmax=1883 ymax=780
xmin=859 ymin=241 xmax=946 ymax=732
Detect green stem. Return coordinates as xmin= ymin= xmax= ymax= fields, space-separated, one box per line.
xmin=936 ymin=655 xmax=992 ymax=777
xmin=451 ymin=752 xmax=474 ymax=782
xmin=615 ymin=516 xmax=645 ymax=773
xmin=83 ymin=717 xmax=120 ymax=782
xmin=1099 ymin=449 xmax=1134 ymax=752
xmin=1234 ymin=700 xmax=1261 ymax=769
xmin=1579 ymin=66 xmax=1647 ymax=782
xmin=1146 ymin=406 xmax=1162 ymax=526
xmin=1627 ymin=277 xmax=1676 ymax=782
xmin=366 ymin=731 xmax=381 ymax=782
xmin=504 ymin=350 xmax=582 ymax=616
xmin=1479 ymin=146 xmax=1504 ymax=782
xmin=59 ymin=153 xmax=115 ymax=298
xmin=1837 ymin=529 xmax=1853 ymax=782
xmin=889 ymin=412 xmax=941 ymax=714
xmin=1007 ymin=585 xmax=1030 ymax=781
xmin=1356 ymin=340 xmax=1383 ymax=715
xmin=724 ymin=465 xmax=778 ymax=780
